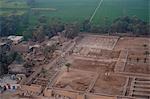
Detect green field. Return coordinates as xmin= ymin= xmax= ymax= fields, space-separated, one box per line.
xmin=28 ymin=0 xmax=99 ymax=24
xmin=0 ymin=0 xmax=149 ymax=24
xmin=0 ymin=0 xmax=28 ymax=16
xmin=0 ymin=0 xmax=28 ymax=8
xmin=93 ymin=0 xmax=149 ymax=24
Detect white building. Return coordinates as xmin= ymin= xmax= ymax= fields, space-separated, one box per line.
xmin=8 ymin=36 xmax=23 ymax=44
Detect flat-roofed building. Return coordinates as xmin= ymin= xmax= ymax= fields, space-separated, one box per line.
xmin=8 ymin=36 xmax=23 ymax=44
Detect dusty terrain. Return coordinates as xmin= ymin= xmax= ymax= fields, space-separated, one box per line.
xmin=92 ymin=74 xmax=127 ymax=95
xmin=53 ymin=69 xmax=96 ymax=92
xmin=18 ymin=35 xmax=150 ymax=99
xmin=72 ymin=59 xmax=116 ymax=73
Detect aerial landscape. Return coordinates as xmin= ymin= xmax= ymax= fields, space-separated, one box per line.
xmin=0 ymin=0 xmax=150 ymax=99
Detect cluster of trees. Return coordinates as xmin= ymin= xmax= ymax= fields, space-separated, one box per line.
xmin=111 ymin=16 xmax=149 ymax=35
xmin=0 ymin=49 xmax=22 ymax=76
xmin=0 ymin=14 xmax=29 ymax=37
xmin=23 ymin=17 xmax=65 ymax=41
xmin=0 ymin=52 xmax=14 ymax=75
xmin=1 ymin=15 xmax=149 ymax=40
xmin=83 ymin=16 xmax=149 ymax=35
xmin=63 ymin=22 xmax=80 ymax=39
xmin=23 ymin=16 xmax=81 ymax=41
xmin=0 ymin=14 xmax=80 ymax=41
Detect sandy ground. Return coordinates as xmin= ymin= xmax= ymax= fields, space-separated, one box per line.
xmin=72 ymin=59 xmax=116 ymax=72
xmin=114 ymin=37 xmax=150 ymax=51
xmin=92 ymin=74 xmax=127 ymax=95
xmin=53 ymin=69 xmax=96 ymax=91
xmin=50 ymin=36 xmax=150 ymax=98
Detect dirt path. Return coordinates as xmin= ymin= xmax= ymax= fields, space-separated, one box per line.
xmin=89 ymin=0 xmax=104 ymax=22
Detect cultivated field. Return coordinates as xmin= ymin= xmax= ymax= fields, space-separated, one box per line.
xmin=32 ymin=0 xmax=149 ymax=24
xmin=0 ymin=0 xmax=149 ymax=24
xmin=0 ymin=0 xmax=28 ymax=9
xmin=0 ymin=0 xmax=28 ymax=16
xmin=93 ymin=0 xmax=149 ymax=24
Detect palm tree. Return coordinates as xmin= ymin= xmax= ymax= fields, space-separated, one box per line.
xmin=144 ymin=51 xmax=149 ymax=56
xmin=144 ymin=58 xmax=147 ymax=63
xmin=144 ymin=51 xmax=149 ymax=63
xmin=143 ymin=44 xmax=148 ymax=48
xmin=65 ymin=63 xmax=71 ymax=72
xmin=136 ymin=57 xmax=140 ymax=63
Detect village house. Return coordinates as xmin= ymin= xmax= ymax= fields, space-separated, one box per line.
xmin=8 ymin=36 xmax=23 ymax=44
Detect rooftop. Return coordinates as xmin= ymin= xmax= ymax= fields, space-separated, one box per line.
xmin=8 ymin=36 xmax=23 ymax=41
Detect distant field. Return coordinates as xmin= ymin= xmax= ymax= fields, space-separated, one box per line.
xmin=0 ymin=0 xmax=28 ymax=16
xmin=0 ymin=0 xmax=149 ymax=24
xmin=0 ymin=0 xmax=28 ymax=8
xmin=29 ymin=0 xmax=99 ymax=23
xmin=0 ymin=10 xmax=26 ymax=16
xmin=93 ymin=0 xmax=149 ymax=24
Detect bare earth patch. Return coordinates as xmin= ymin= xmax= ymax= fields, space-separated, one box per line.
xmin=72 ymin=59 xmax=116 ymax=72
xmin=53 ymin=69 xmax=96 ymax=92
xmin=92 ymin=74 xmax=127 ymax=95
